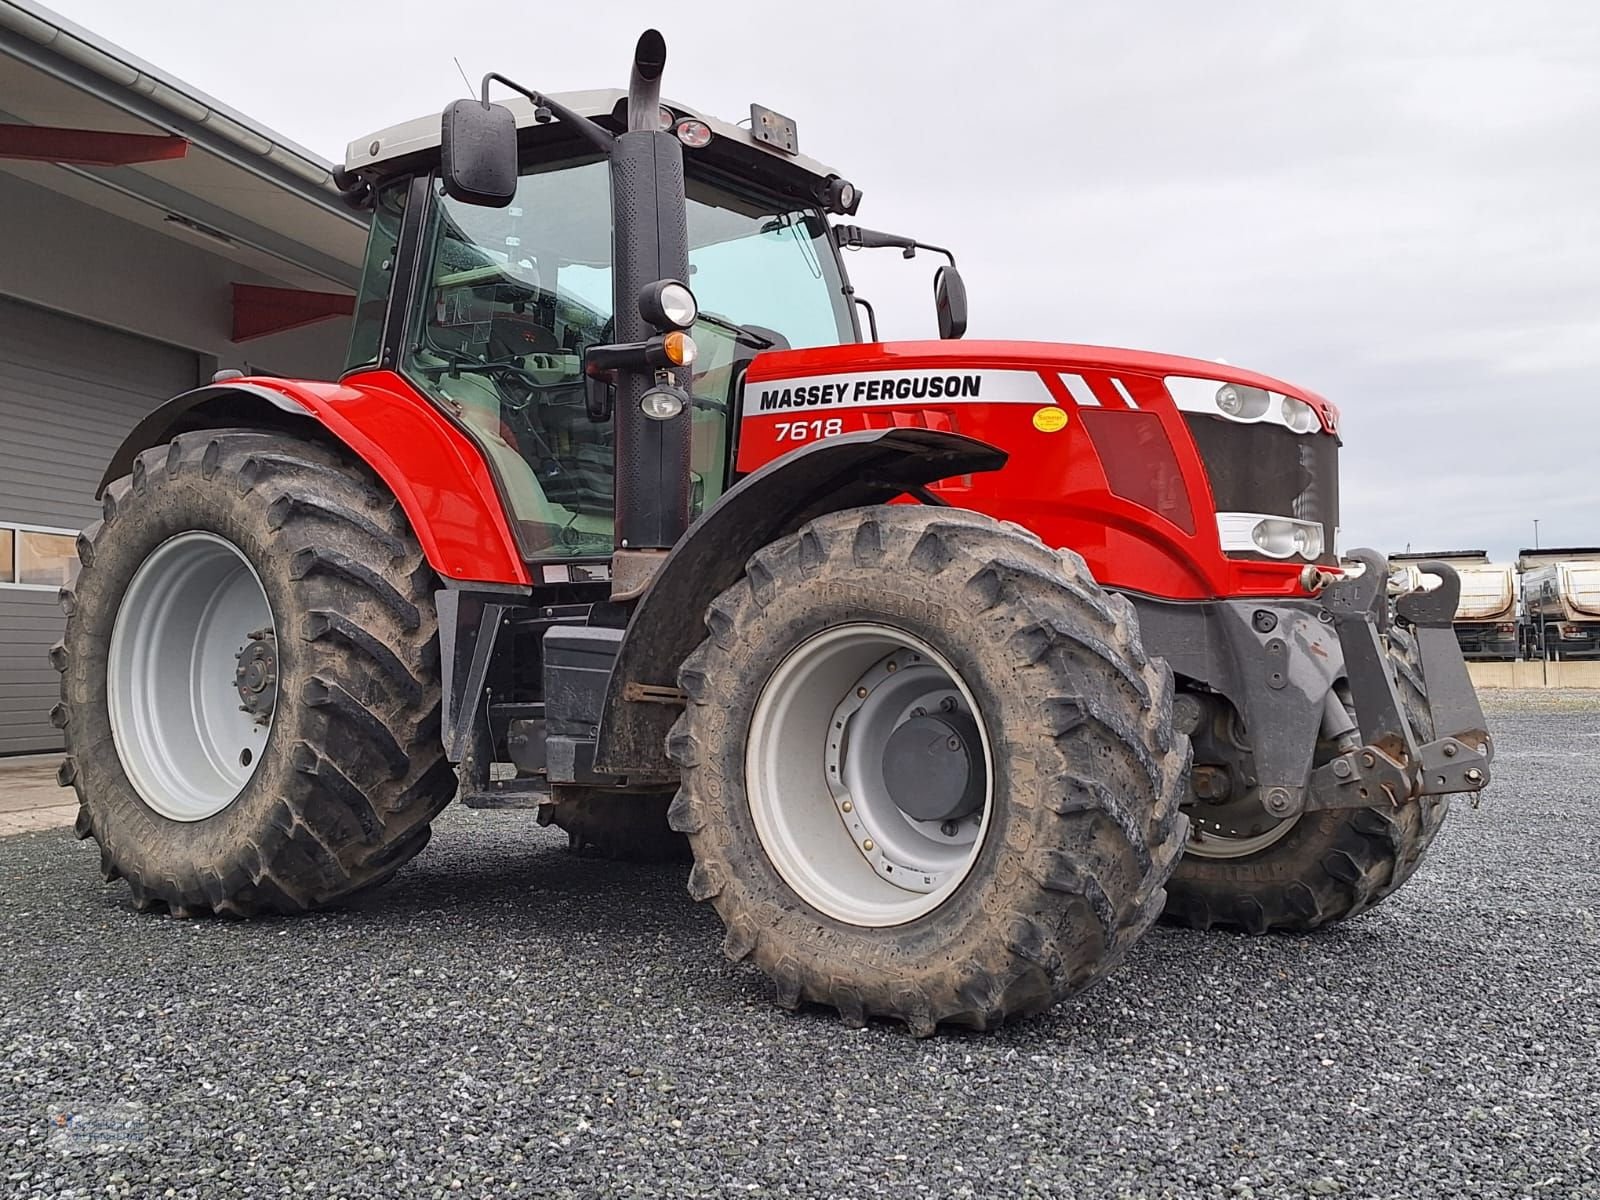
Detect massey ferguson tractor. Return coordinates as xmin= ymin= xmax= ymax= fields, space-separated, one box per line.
xmin=54 ymin=32 xmax=1493 ymax=1033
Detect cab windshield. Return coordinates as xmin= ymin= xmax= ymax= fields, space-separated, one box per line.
xmin=404 ymin=157 xmax=854 ymax=560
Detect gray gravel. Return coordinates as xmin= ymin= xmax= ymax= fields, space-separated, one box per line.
xmin=2 ymin=692 xmax=1596 ymax=1199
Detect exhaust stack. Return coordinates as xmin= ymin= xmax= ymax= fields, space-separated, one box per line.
xmin=610 ymin=29 xmax=693 ymax=555
xmin=627 ymin=30 xmax=667 ymax=132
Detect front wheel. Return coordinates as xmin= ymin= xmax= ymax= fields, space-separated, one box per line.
xmin=667 ymin=506 xmax=1189 ymax=1033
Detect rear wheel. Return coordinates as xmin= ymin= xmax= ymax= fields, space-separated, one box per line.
xmin=55 ymin=429 xmax=457 ymax=916
xmin=1163 ymin=624 xmax=1451 ymax=932
xmin=667 ymin=506 xmax=1188 ymax=1033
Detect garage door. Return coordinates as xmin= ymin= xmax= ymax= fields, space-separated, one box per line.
xmin=0 ymin=296 xmax=200 ymax=755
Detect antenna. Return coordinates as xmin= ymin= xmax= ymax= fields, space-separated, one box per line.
xmin=453 ymin=57 xmax=473 ymax=96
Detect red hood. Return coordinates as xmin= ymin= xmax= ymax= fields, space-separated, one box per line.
xmin=745 ymin=339 xmax=1340 ymax=435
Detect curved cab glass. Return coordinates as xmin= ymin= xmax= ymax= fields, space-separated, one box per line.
xmin=401 ymin=158 xmax=855 ymax=561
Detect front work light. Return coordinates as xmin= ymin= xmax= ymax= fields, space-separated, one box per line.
xmin=640 ymin=386 xmax=686 ymax=421
xmin=675 ymin=119 xmax=713 ymax=148
xmin=822 ymin=175 xmax=861 ymax=215
xmin=639 ymin=279 xmax=698 ymax=330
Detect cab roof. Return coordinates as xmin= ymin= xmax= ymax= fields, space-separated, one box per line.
xmin=344 ymin=88 xmax=845 ymax=190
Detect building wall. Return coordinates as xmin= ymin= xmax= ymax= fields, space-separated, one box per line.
xmin=0 ymin=169 xmax=358 ymax=753
xmin=0 ymin=295 xmax=207 ymax=753
xmin=0 ymin=169 xmax=352 ymax=379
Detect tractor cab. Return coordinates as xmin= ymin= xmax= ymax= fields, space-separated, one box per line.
xmin=338 ymin=88 xmax=863 ymax=566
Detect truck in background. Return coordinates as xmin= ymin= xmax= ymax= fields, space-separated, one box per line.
xmin=1391 ymin=551 xmax=1518 ymax=660
xmin=1519 ymin=547 xmax=1600 ymax=660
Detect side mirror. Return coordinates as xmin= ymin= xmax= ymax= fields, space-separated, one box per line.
xmin=934 ymin=264 xmax=968 ymax=340
xmin=440 ymin=99 xmax=518 ymax=207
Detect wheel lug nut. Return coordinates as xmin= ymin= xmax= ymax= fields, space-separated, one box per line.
xmin=911 ymin=707 xmax=926 ymax=718
xmin=885 ymin=661 xmax=898 ymax=674
xmin=947 ymin=736 xmax=961 ymax=751
xmin=940 ymin=821 xmax=959 ymax=837
xmin=862 ymin=839 xmax=874 ymax=852
xmin=856 ymin=687 xmax=868 ymax=699
xmin=841 ymin=801 xmax=853 ymax=813
xmin=940 ymin=697 xmax=956 ymax=713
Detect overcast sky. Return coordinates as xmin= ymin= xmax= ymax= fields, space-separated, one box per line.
xmin=45 ymin=0 xmax=1599 ymax=561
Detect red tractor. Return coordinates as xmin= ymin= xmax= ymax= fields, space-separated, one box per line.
xmin=55 ymin=33 xmax=1491 ymax=1033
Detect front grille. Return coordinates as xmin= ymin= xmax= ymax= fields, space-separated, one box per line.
xmin=1184 ymin=416 xmax=1339 ymax=563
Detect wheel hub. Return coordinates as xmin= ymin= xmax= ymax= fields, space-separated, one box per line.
xmin=881 ymin=711 xmax=984 ymax=823
xmin=821 ymin=643 xmax=987 ymax=899
xmin=234 ymin=630 xmax=278 ymax=726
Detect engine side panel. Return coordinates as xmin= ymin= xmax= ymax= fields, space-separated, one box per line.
xmin=739 ymin=340 xmax=1337 ymax=601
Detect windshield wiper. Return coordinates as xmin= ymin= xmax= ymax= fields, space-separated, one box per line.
xmin=696 ymin=311 xmax=774 ymax=350
xmin=834 ymin=224 xmax=958 ymax=267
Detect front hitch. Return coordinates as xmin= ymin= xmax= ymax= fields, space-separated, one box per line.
xmin=1301 ymin=549 xmax=1493 ymax=813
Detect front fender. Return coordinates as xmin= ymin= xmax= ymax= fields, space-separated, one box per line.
xmin=593 ymin=428 xmax=1007 ymax=777
xmin=98 ymin=370 xmax=529 ymax=585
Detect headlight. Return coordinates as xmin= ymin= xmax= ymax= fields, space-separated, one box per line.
xmin=1281 ymin=395 xmax=1319 ymax=434
xmin=1251 ymin=519 xmax=1295 ymax=557
xmin=1249 ymin=518 xmax=1323 ymax=559
xmin=1215 ymin=383 xmax=1270 ymax=420
xmin=1290 ymin=522 xmax=1323 ymax=558
xmin=638 ymin=279 xmax=698 ymax=330
xmin=1165 ymin=377 xmax=1324 ymax=435
xmin=1217 ymin=513 xmax=1325 ymax=560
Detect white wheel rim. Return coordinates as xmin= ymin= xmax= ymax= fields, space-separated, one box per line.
xmin=1184 ymin=805 xmax=1299 ymax=858
xmin=746 ymin=623 xmax=993 ymax=927
xmin=107 ymin=531 xmax=276 ymax=821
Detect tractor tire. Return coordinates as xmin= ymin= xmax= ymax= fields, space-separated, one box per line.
xmin=538 ymin=788 xmax=691 ymax=863
xmin=55 ymin=429 xmax=457 ymax=916
xmin=1163 ymin=623 xmax=1451 ymax=933
xmin=666 ymin=506 xmax=1189 ymax=1034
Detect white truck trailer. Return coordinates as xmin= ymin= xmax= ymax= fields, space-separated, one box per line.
xmin=1519 ymin=547 xmax=1600 ymax=660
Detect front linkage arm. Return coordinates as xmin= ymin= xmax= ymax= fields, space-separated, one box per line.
xmin=1303 ymin=549 xmax=1493 ymax=814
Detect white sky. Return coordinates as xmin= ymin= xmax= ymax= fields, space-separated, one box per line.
xmin=42 ymin=0 xmax=1600 ymax=561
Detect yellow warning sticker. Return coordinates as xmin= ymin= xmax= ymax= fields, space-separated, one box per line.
xmin=1032 ymin=407 xmax=1069 ymax=433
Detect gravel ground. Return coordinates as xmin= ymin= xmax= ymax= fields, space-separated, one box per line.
xmin=2 ymin=692 xmax=1596 ymax=1199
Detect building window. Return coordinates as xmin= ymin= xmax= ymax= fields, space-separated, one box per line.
xmin=0 ymin=524 xmax=78 ymax=589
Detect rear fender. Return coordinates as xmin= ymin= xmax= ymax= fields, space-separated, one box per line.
xmin=592 ymin=427 xmax=1007 ymax=778
xmin=98 ymin=371 xmax=528 ymax=585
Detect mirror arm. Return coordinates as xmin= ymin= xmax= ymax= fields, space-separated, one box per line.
xmin=850 ymin=293 xmax=880 ymax=342
xmin=479 ymin=72 xmax=616 ymax=155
